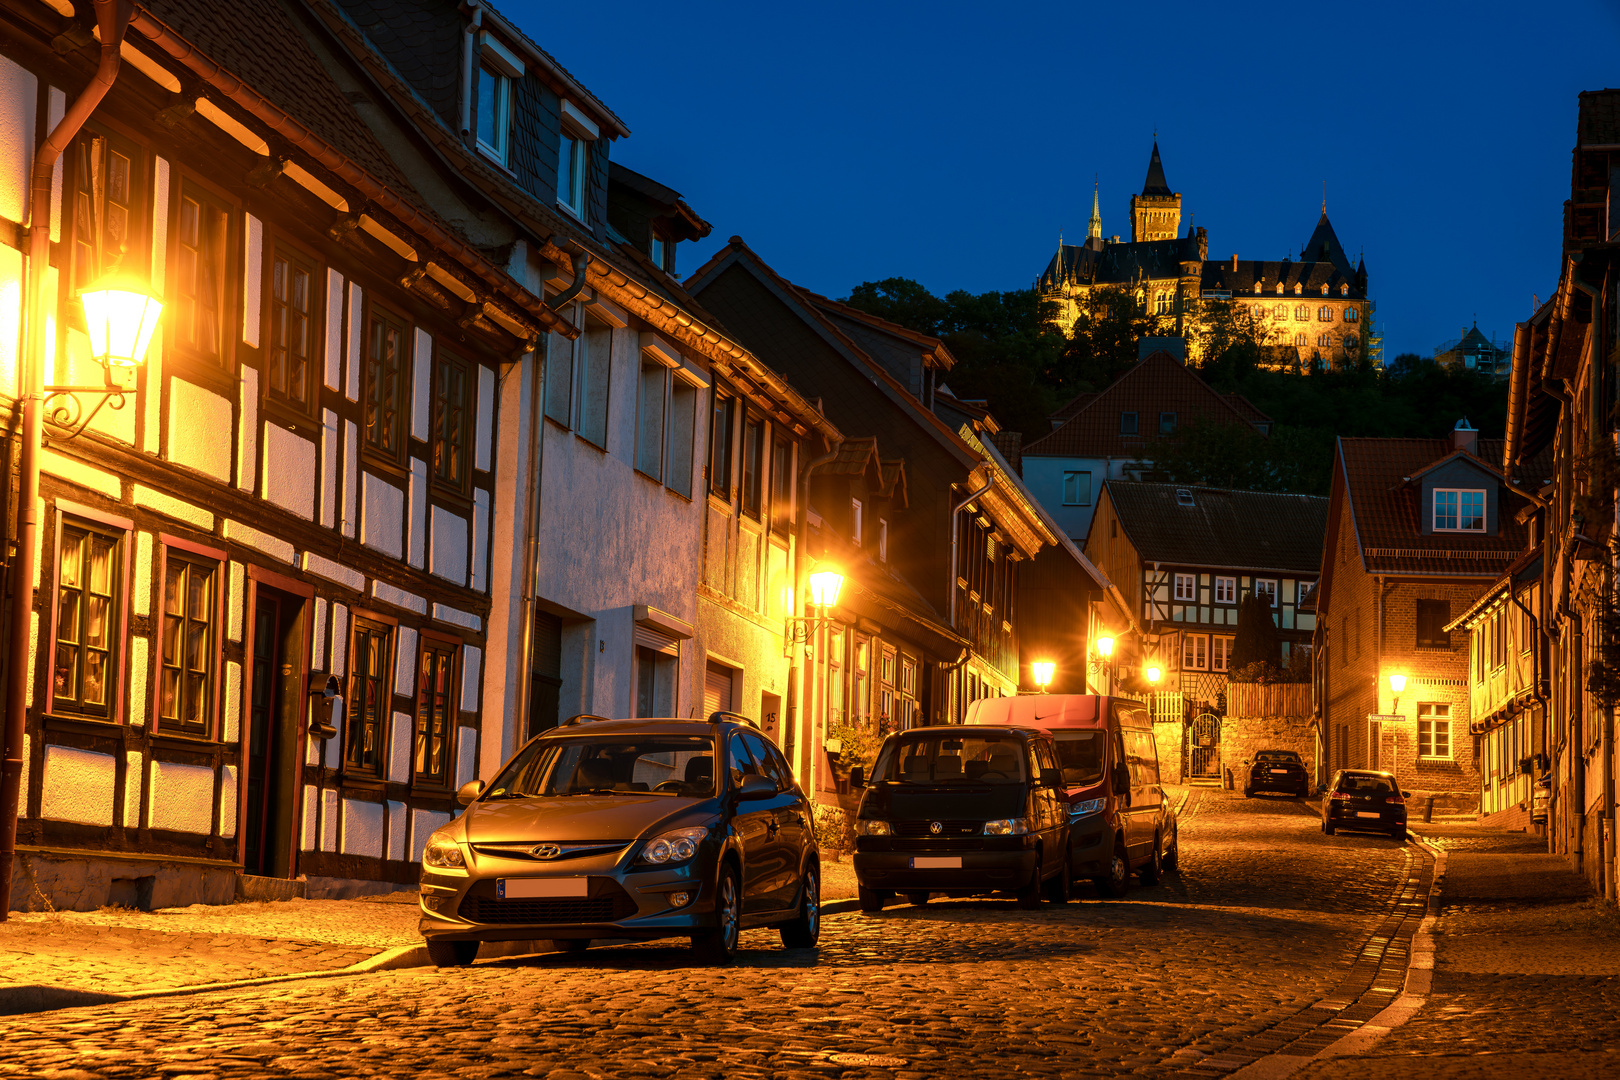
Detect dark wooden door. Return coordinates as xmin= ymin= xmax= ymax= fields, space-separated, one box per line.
xmin=244 ymin=588 xmax=303 ymax=878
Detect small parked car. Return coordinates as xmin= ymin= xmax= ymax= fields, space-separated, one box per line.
xmin=968 ymin=695 xmax=1178 ymax=897
xmin=417 ymin=712 xmax=819 ymax=967
xmin=1321 ymin=769 xmax=1409 ymax=840
xmin=849 ymin=725 xmax=1070 ymax=910
xmin=1243 ymin=749 xmax=1312 ymax=798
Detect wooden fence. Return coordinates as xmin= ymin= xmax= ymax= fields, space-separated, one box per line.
xmin=1227 ymin=681 xmax=1313 ymax=718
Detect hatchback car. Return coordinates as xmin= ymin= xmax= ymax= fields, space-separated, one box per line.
xmin=849 ymin=725 xmax=1070 ymax=910
xmin=1321 ymin=769 xmax=1409 ymax=840
xmin=1244 ymin=749 xmax=1312 ymax=798
xmin=418 ymin=712 xmax=819 ymax=966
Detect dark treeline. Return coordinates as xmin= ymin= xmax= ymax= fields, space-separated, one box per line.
xmin=841 ymin=278 xmax=1509 ymax=497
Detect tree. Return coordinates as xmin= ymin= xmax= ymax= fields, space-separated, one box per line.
xmin=1230 ymin=592 xmax=1282 ymax=671
xmin=1062 ymin=285 xmax=1167 ymax=393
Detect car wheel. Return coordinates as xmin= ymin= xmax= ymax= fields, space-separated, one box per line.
xmin=1093 ymin=842 xmax=1131 ymax=898
xmin=425 ymin=939 xmax=478 ymax=968
xmin=779 ymin=864 xmax=821 ymax=949
xmin=857 ymin=885 xmax=887 ymax=913
xmin=905 ymin=890 xmax=930 ymax=906
xmin=1243 ymin=787 xmax=1253 ymax=798
xmin=1161 ymin=829 xmax=1179 ymax=873
xmin=692 ymin=863 xmax=741 ymax=964
xmin=556 ymin=939 xmax=591 ymax=954
xmin=1392 ymin=827 xmax=1408 ymax=843
xmin=1045 ymin=854 xmax=1072 ymax=904
xmin=1323 ymin=819 xmax=1336 ymax=835
xmin=1016 ymin=860 xmax=1044 ymax=910
xmin=1137 ymin=833 xmax=1163 ymax=886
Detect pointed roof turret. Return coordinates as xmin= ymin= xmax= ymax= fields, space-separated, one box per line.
xmin=1141 ymin=140 xmax=1172 ymax=197
xmin=1301 ymin=211 xmax=1355 ymax=278
xmin=1088 ymin=178 xmax=1102 ymax=240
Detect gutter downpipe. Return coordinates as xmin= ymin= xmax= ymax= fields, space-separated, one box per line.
xmin=506 ymin=337 xmax=545 ymax=755
xmin=2 ymin=0 xmax=130 ymax=921
xmin=789 ymin=440 xmax=840 ymax=784
xmin=947 ymin=475 xmax=992 ymax=718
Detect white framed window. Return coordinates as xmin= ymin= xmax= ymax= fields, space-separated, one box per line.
xmin=1214 ymin=576 xmax=1236 ymax=604
xmin=558 ymin=132 xmax=587 ymax=217
xmin=1211 ymin=635 xmax=1233 ymax=672
xmin=850 ymin=498 xmax=863 ymax=545
xmin=649 ymin=234 xmax=666 ymax=271
xmin=1182 ymin=633 xmax=1208 ymax=670
xmin=1255 ymin=579 xmax=1278 ymax=607
xmin=1434 ymin=488 xmax=1486 ymax=532
xmin=475 ymin=64 xmax=510 ymax=164
xmin=1062 ymin=470 xmax=1091 ymax=506
xmin=878 ymin=519 xmax=888 ymax=563
xmin=1174 ymin=573 xmax=1195 ymax=601
xmin=1417 ymin=702 xmax=1452 ymax=758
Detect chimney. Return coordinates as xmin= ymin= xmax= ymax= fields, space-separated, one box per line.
xmin=1231 ymin=254 xmax=1238 ymax=271
xmin=1451 ymin=417 xmax=1477 ymax=455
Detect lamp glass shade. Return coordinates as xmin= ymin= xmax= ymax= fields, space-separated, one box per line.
xmin=1095 ymin=635 xmax=1114 ymax=659
xmin=808 ymin=567 xmax=845 ymax=609
xmin=80 ymin=284 xmax=162 ymax=369
xmin=1388 ymin=674 xmax=1407 ymax=694
xmin=1146 ymin=665 xmax=1162 ymax=684
xmin=1031 ymin=661 xmax=1055 ymax=688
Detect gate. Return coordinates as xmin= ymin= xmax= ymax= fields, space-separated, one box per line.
xmin=1187 ymin=713 xmax=1222 ymax=779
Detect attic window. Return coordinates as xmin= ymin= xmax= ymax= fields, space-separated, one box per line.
xmin=1293 ymin=283 xmax=1303 ymax=295
xmin=1175 ymin=488 xmax=1194 ymax=507
xmin=1320 ymin=284 xmax=1329 ymax=296
xmin=1254 ymin=282 xmax=1263 ymax=294
xmin=1275 ymin=281 xmax=1285 ymax=294
xmin=1120 ymin=411 xmax=1139 ymax=435
xmin=1434 ymin=488 xmax=1486 ymax=532
xmin=1340 ymin=283 xmax=1349 ymax=297
xmin=1159 ymin=411 xmax=1177 ymax=435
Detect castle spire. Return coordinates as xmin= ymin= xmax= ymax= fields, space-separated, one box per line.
xmin=1088 ymin=176 xmax=1102 ymax=241
xmin=1141 ymin=139 xmax=1171 ymax=197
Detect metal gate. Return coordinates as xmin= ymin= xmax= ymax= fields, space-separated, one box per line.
xmin=1187 ymin=713 xmax=1222 ymax=779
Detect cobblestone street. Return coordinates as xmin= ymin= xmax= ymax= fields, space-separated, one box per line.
xmin=0 ymin=789 xmax=1445 ymax=1078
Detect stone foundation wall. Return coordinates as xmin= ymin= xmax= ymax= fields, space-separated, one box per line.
xmin=8 ymin=852 xmax=235 ymax=913
xmin=1217 ymin=716 xmax=1319 ymax=788
xmin=1154 ymin=721 xmax=1184 ymax=784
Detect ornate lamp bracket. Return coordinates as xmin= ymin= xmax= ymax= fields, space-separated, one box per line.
xmin=42 ymin=369 xmax=132 ymax=442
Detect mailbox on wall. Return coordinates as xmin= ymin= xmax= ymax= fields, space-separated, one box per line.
xmin=309 ymin=674 xmax=342 ymax=741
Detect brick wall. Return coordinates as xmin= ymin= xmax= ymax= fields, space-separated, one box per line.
xmin=1220 ymin=716 xmax=1319 ymax=786
xmin=1155 ymin=721 xmax=1183 ymax=784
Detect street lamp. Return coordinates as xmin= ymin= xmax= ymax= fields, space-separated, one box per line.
xmin=1031 ymin=660 xmax=1055 ymax=692
xmin=40 ymin=278 xmax=162 ymax=439
xmin=785 ymin=562 xmax=846 ymax=654
xmin=1389 ymin=673 xmax=1407 ymax=712
xmin=1095 ymin=636 xmax=1114 ymax=659
xmin=1145 ymin=665 xmax=1162 ymax=685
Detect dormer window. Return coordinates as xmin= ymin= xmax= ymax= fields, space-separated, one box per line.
xmin=1293 ymin=282 xmax=1303 ymax=295
xmin=1275 ymin=281 xmax=1284 ymax=294
xmin=558 ymin=101 xmax=599 ymax=220
xmin=650 ymin=234 xmax=666 ymax=271
xmin=474 ymin=34 xmax=523 ymax=168
xmin=1320 ymin=283 xmax=1329 ymax=296
xmin=1434 ymin=488 xmax=1486 ymax=532
xmin=1340 ymin=283 xmax=1349 ymax=296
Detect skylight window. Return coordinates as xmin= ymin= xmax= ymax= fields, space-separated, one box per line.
xmin=1175 ymin=488 xmax=1194 ymax=507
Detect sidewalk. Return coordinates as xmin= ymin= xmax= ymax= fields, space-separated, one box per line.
xmin=0 ymin=890 xmax=422 ymax=1014
xmin=1297 ymin=823 xmax=1620 ymax=1079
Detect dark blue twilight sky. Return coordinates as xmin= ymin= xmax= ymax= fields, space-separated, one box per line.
xmin=507 ymin=0 xmax=1619 ymax=362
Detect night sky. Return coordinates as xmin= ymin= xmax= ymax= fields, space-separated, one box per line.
xmin=509 ymin=0 xmax=1619 ymax=362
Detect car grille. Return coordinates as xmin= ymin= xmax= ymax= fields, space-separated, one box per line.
xmin=457 ymin=879 xmax=638 ymax=924
xmin=469 ymin=842 xmax=628 ymax=862
xmin=893 ymin=820 xmax=981 ymax=837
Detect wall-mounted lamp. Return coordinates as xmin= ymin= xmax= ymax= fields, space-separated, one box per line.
xmin=786 ymin=561 xmax=846 ymax=653
xmin=1389 ymin=673 xmax=1407 ymax=711
xmin=1145 ymin=665 xmax=1162 ymax=685
xmin=1031 ymin=660 xmax=1055 ymax=692
xmin=1095 ymin=636 xmax=1114 ymax=659
xmin=46 ymin=278 xmax=163 ymax=439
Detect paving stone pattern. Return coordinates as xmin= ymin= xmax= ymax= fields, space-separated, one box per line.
xmin=0 ymin=791 xmax=1424 ymax=1078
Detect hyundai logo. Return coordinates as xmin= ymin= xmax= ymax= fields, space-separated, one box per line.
xmin=929 ymin=821 xmax=943 ymax=835
xmin=528 ymin=844 xmax=563 ymax=860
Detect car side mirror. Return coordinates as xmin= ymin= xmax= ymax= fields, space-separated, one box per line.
xmin=1242 ymin=759 xmax=1250 ymax=766
xmin=1402 ymin=791 xmax=1412 ymax=799
xmin=849 ymin=765 xmax=866 ymax=788
xmin=1111 ymin=763 xmax=1130 ymax=795
xmin=738 ymin=774 xmax=777 ymax=801
xmin=1040 ymin=768 xmax=1063 ymax=789
xmin=455 ymin=780 xmax=484 ymax=807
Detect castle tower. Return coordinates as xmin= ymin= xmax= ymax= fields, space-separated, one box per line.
xmin=1129 ymin=140 xmax=1181 ymax=242
xmin=1088 ymin=179 xmax=1102 ymax=241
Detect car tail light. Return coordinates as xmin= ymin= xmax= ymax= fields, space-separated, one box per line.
xmin=1386 ymin=795 xmax=1405 ymax=805
xmin=1330 ymin=792 xmax=1352 ymax=800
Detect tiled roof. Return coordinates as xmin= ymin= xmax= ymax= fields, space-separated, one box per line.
xmin=1040 ymin=234 xmax=1200 ymax=292
xmin=1300 ymin=212 xmax=1356 ymax=278
xmin=988 ymin=431 xmax=1022 ymax=474
xmin=1022 ymin=351 xmax=1265 ymax=458
xmin=1104 ymin=482 xmax=1328 ymax=574
xmin=1338 ymin=438 xmax=1532 ymax=576
xmin=1578 ymin=89 xmax=1620 ymax=147
xmin=1198 ymin=257 xmax=1362 ymax=299
xmin=824 ymin=436 xmax=882 ymax=480
xmin=1049 ymin=391 xmax=1096 ymax=424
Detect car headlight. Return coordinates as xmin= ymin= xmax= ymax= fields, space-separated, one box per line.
xmin=982 ymin=818 xmax=1029 ymax=836
xmin=1069 ymin=798 xmax=1106 ymax=819
xmin=423 ymin=832 xmax=466 ymax=869
xmin=856 ymin=819 xmax=891 ymax=836
xmin=636 ymin=826 xmax=709 ymax=866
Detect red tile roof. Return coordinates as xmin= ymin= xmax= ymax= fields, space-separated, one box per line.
xmin=1023 ymin=352 xmax=1266 ymax=458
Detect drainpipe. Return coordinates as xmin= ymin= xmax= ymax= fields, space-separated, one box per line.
xmin=788 ymin=439 xmax=840 ymax=782
xmin=2 ymin=0 xmax=131 ymax=922
xmin=458 ymin=2 xmax=483 ymax=143
xmin=506 ymin=337 xmax=546 ymax=753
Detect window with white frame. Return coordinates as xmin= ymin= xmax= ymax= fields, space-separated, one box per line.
xmin=1174 ymin=573 xmax=1195 ymax=601
xmin=850 ymin=498 xmax=863 ymax=545
xmin=1255 ymin=579 xmax=1278 ymax=607
xmin=475 ymin=63 xmax=510 ymax=164
xmin=1417 ymin=702 xmax=1452 ymax=758
xmin=1433 ymin=488 xmax=1486 ymax=532
xmin=558 ymin=129 xmax=589 ymax=218
xmin=1182 ymin=633 xmax=1208 ymax=670
xmin=1214 ymin=576 xmax=1236 ymax=604
xmin=1062 ymin=470 xmax=1091 ymax=506
xmin=878 ymin=519 xmax=889 ymax=563
xmin=1211 ymin=635 xmax=1233 ymax=672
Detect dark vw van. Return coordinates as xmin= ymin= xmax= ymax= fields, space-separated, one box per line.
xmin=849 ymin=725 xmax=1070 ymax=910
xmin=967 ymin=695 xmax=1177 ymax=896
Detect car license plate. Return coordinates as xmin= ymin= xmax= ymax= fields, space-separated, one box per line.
xmin=911 ymin=857 xmax=961 ymax=869
xmin=1356 ymin=811 xmax=1381 ymax=819
xmin=498 ymin=877 xmax=587 ymax=899
xmin=1270 ymin=769 xmax=1288 ymax=774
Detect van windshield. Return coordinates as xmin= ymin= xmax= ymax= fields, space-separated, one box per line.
xmin=873 ymin=733 xmax=1027 ymax=784
xmin=1052 ymin=731 xmax=1104 ymax=787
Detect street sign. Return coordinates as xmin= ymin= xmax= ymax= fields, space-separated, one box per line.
xmin=1366 ymin=714 xmax=1402 ymax=723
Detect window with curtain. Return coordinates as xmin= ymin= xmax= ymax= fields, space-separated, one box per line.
xmin=53 ymin=521 xmax=122 ymax=717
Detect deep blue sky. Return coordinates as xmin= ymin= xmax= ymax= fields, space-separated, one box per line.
xmin=510 ymin=0 xmax=1618 ymax=361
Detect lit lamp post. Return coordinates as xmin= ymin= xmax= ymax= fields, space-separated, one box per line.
xmin=1389 ymin=673 xmax=1407 ymax=714
xmin=1031 ymin=660 xmax=1055 ymax=693
xmin=1094 ymin=635 xmax=1115 ymax=695
xmin=1146 ymin=665 xmax=1162 ymax=687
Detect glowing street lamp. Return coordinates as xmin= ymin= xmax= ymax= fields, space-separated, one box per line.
xmin=1031 ymin=660 xmax=1055 ymax=691
xmin=1389 ymin=673 xmax=1407 ymax=711
xmin=1145 ymin=665 xmax=1162 ymax=685
xmin=1095 ymin=636 xmax=1114 ymax=659
xmin=807 ymin=563 xmax=845 ymax=609
xmin=79 ymin=279 xmax=163 ymax=370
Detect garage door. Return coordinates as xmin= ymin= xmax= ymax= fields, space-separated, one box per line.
xmin=705 ymin=661 xmax=735 ymax=716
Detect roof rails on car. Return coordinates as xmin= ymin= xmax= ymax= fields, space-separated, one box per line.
xmin=707 ymin=711 xmax=758 ymax=728
xmin=559 ymin=713 xmax=614 ymax=727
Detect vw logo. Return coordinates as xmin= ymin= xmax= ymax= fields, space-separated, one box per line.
xmin=929 ymin=821 xmax=943 ymax=835
xmin=528 ymin=844 xmax=563 ymax=860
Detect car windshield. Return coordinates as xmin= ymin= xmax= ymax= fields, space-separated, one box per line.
xmin=1338 ymin=774 xmax=1395 ymax=795
xmin=873 ymin=733 xmax=1028 ymax=784
xmin=483 ymin=735 xmax=718 ymax=799
xmin=1257 ymin=751 xmax=1302 ymax=764
xmin=1052 ymin=731 xmax=1104 ymax=786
